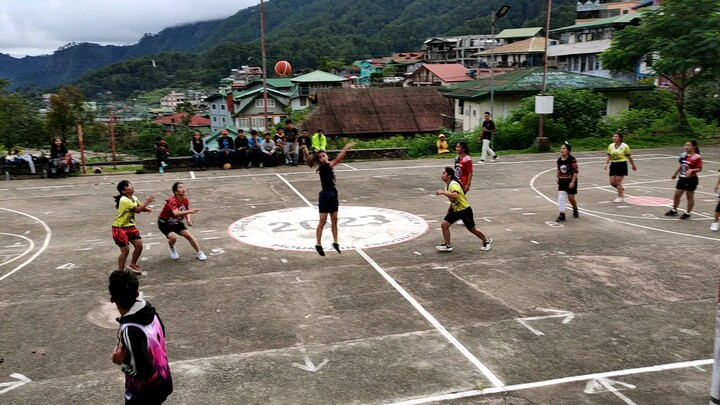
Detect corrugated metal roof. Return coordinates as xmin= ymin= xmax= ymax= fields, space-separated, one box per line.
xmin=302 ymin=87 xmax=452 ymax=136
xmin=441 ymin=67 xmax=653 ymax=100
xmin=153 ymin=113 xmax=210 ymax=127
xmin=476 ymin=37 xmax=547 ymax=56
xmin=551 ymin=13 xmax=641 ymax=33
xmin=419 ymin=64 xmax=473 ymax=83
xmin=291 ymin=70 xmax=349 ymax=83
xmin=495 ymin=27 xmax=543 ymax=39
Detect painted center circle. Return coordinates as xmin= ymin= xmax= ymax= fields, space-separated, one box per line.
xmin=622 ymin=196 xmax=674 ymax=207
xmin=228 ymin=206 xmax=428 ymax=251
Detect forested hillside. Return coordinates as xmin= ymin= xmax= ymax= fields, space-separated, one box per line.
xmin=0 ymin=0 xmax=576 ymax=95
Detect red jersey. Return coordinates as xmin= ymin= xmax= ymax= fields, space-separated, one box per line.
xmin=679 ymin=152 xmax=702 ymax=178
xmin=158 ymin=195 xmax=189 ymax=224
xmin=454 ymin=154 xmax=473 ymax=189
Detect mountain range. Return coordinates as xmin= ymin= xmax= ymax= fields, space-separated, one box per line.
xmin=0 ymin=0 xmax=576 ymax=93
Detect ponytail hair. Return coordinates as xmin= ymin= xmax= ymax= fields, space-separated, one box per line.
xmin=689 ymin=139 xmax=700 ymax=154
xmin=444 ymin=166 xmax=459 ymax=184
xmin=114 ymin=180 xmax=131 ymax=209
xmin=564 ymin=141 xmax=572 ymax=153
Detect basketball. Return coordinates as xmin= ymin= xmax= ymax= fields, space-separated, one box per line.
xmin=274 ymin=60 xmax=292 ymax=77
xmin=223 ymin=163 xmax=232 ymax=170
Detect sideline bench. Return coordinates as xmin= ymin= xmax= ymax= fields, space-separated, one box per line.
xmin=140 ymin=148 xmax=409 ymax=172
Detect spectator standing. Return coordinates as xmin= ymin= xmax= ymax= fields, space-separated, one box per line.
xmin=478 ymin=112 xmax=498 ymax=162
xmin=711 ymin=171 xmax=720 ymax=232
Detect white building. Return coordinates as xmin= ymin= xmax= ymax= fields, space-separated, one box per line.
xmin=159 ymin=91 xmax=186 ymax=110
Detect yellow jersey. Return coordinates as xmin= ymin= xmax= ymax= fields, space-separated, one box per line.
xmin=448 ymin=181 xmax=470 ymax=212
xmin=112 ymin=196 xmax=141 ymax=227
xmin=607 ymin=142 xmax=631 ymax=162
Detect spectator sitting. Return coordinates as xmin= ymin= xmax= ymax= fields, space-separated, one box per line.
xmin=260 ymin=132 xmax=277 ymax=167
xmin=6 ymin=148 xmax=37 ymax=174
xmin=216 ymin=129 xmax=235 ymax=167
xmin=311 ymin=129 xmax=327 ymax=152
xmin=235 ymin=129 xmax=249 ymax=169
xmin=247 ymin=130 xmax=261 ymax=168
xmin=437 ymin=134 xmax=450 ymax=154
xmin=50 ymin=137 xmax=72 ymax=178
xmin=297 ymin=129 xmax=311 ymax=164
xmin=284 ymin=120 xmax=300 ymax=166
xmin=190 ymin=131 xmax=206 ymax=170
xmin=154 ymin=136 xmax=170 ymax=173
xmin=274 ymin=128 xmax=286 ymax=165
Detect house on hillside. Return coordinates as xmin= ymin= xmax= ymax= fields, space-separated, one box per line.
xmin=440 ymin=67 xmax=653 ymax=131
xmin=290 ymin=70 xmax=349 ymax=109
xmin=153 ymin=113 xmax=211 ymax=135
xmin=576 ymin=0 xmax=640 ymax=23
xmin=422 ymin=35 xmax=495 ymax=67
xmin=548 ymin=14 xmax=641 ymax=80
xmin=160 ymin=91 xmax=186 ymax=110
xmin=231 ymin=87 xmax=291 ymax=131
xmin=495 ymin=27 xmax=544 ymax=45
xmin=302 ymin=87 xmax=453 ymax=136
xmin=355 ymin=59 xmax=385 ymax=84
xmin=226 ymin=66 xmax=263 ymax=90
xmin=474 ymin=37 xmax=546 ymax=69
xmin=385 ymin=52 xmax=425 ymax=76
xmin=403 ymin=64 xmax=473 ymax=87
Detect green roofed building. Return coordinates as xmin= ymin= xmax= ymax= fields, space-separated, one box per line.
xmin=440 ymin=67 xmax=653 ymax=131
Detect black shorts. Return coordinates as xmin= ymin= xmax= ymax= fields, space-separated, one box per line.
xmin=715 ymin=200 xmax=720 ymax=214
xmin=443 ymin=206 xmax=476 ymax=230
xmin=609 ymin=161 xmax=628 ymax=177
xmin=318 ymin=190 xmax=339 ymax=213
xmin=558 ymin=178 xmax=578 ymax=195
xmin=158 ymin=218 xmax=187 ymax=237
xmin=676 ymin=176 xmax=699 ymax=192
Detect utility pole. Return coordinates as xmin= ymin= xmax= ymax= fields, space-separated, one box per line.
xmin=538 ymin=0 xmax=552 ymax=145
xmin=108 ymin=109 xmax=117 ymax=169
xmin=489 ymin=5 xmax=510 ymax=122
xmin=260 ymin=0 xmax=269 ymax=131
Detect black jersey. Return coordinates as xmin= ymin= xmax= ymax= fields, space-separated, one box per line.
xmin=318 ymin=163 xmax=336 ymax=191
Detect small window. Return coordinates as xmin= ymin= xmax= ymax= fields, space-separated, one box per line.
xmin=212 ymin=104 xmax=216 ymax=109
xmin=300 ymin=98 xmax=307 ymax=107
xmin=213 ymin=117 xmax=217 ymax=122
xmin=222 ymin=118 xmax=226 ymax=123
xmin=221 ymin=104 xmax=225 ymax=110
xmin=266 ymin=99 xmax=275 ymax=107
xmin=255 ymin=99 xmax=264 ymax=107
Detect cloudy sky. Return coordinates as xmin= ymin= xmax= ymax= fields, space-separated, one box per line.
xmin=0 ymin=0 xmax=258 ymax=57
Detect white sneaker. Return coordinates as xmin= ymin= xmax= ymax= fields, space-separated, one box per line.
xmin=435 ymin=243 xmax=453 ymax=252
xmin=168 ymin=246 xmax=179 ymax=260
xmin=196 ymin=251 xmax=207 ymax=261
xmin=711 ymin=222 xmax=719 ymax=232
xmin=480 ymin=238 xmax=493 ymax=251
xmin=613 ymin=197 xmax=624 ymax=203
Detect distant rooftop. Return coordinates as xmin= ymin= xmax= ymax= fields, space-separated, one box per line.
xmin=551 ymin=13 xmax=641 ymax=33
xmin=475 ymin=37 xmax=547 ymax=56
xmin=291 ymin=70 xmax=349 ymax=83
xmin=495 ymin=27 xmax=544 ymax=39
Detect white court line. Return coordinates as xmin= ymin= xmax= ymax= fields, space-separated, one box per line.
xmin=278 ymin=169 xmax=505 ymax=388
xmin=0 ymin=233 xmax=34 ymax=267
xmin=341 ymin=163 xmax=358 ymax=170
xmin=190 ymin=171 xmax=196 ymax=179
xmin=275 ymin=173 xmax=314 ymax=207
xmin=387 ymin=359 xmax=712 ymax=404
xmin=530 ymin=167 xmax=720 ymax=242
xmin=356 ymin=248 xmax=504 ymax=388
xmin=0 ymin=208 xmax=51 ymax=282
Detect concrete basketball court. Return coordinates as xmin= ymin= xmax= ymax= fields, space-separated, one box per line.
xmin=1 ymin=147 xmax=719 ymax=404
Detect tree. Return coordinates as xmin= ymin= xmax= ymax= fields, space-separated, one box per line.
xmin=316 ymin=56 xmax=345 ymax=73
xmin=46 ymin=85 xmax=87 ymax=142
xmin=601 ymin=0 xmax=720 ymax=129
xmin=0 ymin=79 xmax=47 ymax=154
